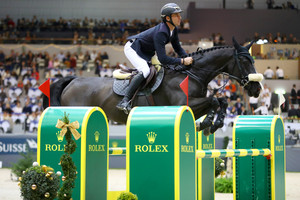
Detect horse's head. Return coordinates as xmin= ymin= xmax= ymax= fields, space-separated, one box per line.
xmin=231 ymin=37 xmax=262 ymax=98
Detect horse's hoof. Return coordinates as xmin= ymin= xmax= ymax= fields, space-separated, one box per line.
xmin=203 ymin=128 xmax=211 ymax=136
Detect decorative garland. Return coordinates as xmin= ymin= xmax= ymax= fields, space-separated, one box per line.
xmin=56 ymin=112 xmax=81 ymax=200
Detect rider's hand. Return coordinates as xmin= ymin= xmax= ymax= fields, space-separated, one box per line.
xmin=183 ymin=57 xmax=193 ymax=65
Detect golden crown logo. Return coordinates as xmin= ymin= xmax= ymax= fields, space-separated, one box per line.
xmin=94 ymin=131 xmax=100 ymax=143
xmin=278 ymin=134 xmax=280 ymax=144
xmin=207 ymin=136 xmax=209 ymax=142
xmin=147 ymin=132 xmax=157 ymax=144
xmin=56 ymin=131 xmax=64 ymax=142
xmin=185 ymin=133 xmax=190 ymax=144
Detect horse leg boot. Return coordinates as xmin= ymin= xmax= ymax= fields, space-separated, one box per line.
xmin=116 ymin=72 xmax=145 ymax=114
xmin=196 ymin=97 xmax=219 ymax=131
xmin=211 ymin=97 xmax=228 ymax=133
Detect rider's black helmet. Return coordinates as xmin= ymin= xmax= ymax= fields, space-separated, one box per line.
xmin=161 ymin=3 xmax=183 ymax=22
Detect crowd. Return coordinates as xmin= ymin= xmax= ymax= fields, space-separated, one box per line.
xmin=0 ymin=15 xmax=190 ymax=45
xmin=247 ymin=0 xmax=298 ymax=10
xmin=0 ymin=48 xmax=127 ymax=133
xmin=252 ymin=32 xmax=299 ymax=44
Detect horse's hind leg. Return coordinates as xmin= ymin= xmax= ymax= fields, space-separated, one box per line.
xmin=211 ymin=97 xmax=228 ymax=133
xmin=196 ymin=97 xmax=219 ymax=132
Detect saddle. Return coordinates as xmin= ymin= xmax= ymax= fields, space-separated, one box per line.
xmin=112 ymin=56 xmax=164 ymax=104
xmin=113 ymin=65 xmax=164 ymax=97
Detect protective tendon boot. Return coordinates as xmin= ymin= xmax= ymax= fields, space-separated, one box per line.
xmin=211 ymin=98 xmax=228 ymax=133
xmin=197 ymin=97 xmax=219 ymax=132
xmin=116 ymin=72 xmax=145 ymax=114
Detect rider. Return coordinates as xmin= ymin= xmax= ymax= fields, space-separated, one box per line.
xmin=116 ymin=3 xmax=193 ymax=113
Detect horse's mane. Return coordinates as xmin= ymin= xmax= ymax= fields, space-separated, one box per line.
xmin=182 ymin=45 xmax=232 ymax=58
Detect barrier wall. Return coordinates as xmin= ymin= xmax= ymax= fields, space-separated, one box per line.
xmin=126 ymin=106 xmax=196 ymax=200
xmin=37 ymin=106 xmax=285 ymax=200
xmin=37 ymin=107 xmax=109 ymax=200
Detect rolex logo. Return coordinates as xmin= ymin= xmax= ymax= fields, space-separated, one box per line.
xmin=56 ymin=131 xmax=64 ymax=142
xmin=185 ymin=133 xmax=190 ymax=144
xmin=278 ymin=134 xmax=280 ymax=144
xmin=147 ymin=132 xmax=157 ymax=144
xmin=207 ymin=136 xmax=209 ymax=142
xmin=94 ymin=131 xmax=100 ymax=143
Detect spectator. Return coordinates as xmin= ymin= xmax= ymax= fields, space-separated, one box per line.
xmin=3 ymin=110 xmax=13 ymax=132
xmin=266 ymin=0 xmax=275 ymax=9
xmin=264 ymin=66 xmax=274 ymax=79
xmin=90 ymin=50 xmax=97 ymax=62
xmin=56 ymin=51 xmax=65 ymax=63
xmin=0 ymin=87 xmax=7 ymax=103
xmin=290 ymin=84 xmax=297 ymax=104
xmin=275 ymin=66 xmax=284 ymax=79
xmin=235 ymin=97 xmax=243 ymax=115
xmin=22 ymin=99 xmax=32 ymax=115
xmin=182 ymin=19 xmax=190 ymax=33
xmin=225 ymin=80 xmax=237 ymax=100
xmin=249 ymin=96 xmax=259 ymax=114
xmin=274 ymin=32 xmax=282 ymax=43
xmin=254 ymin=102 xmax=269 ymax=115
xmin=297 ymin=89 xmax=300 ymax=106
xmin=253 ymin=32 xmax=260 ymax=42
xmin=288 ymin=104 xmax=298 ymax=118
xmin=70 ymin=53 xmax=77 ymax=70
xmin=241 ymin=106 xmax=248 ymax=115
xmin=246 ymin=0 xmax=254 ymax=9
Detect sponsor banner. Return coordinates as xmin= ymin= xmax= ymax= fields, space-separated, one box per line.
xmin=0 ymin=136 xmax=37 ymax=154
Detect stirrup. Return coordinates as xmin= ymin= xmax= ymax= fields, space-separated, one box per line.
xmin=116 ymin=100 xmax=132 ymax=114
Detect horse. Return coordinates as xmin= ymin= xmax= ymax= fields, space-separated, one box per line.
xmin=44 ymin=38 xmax=262 ymax=134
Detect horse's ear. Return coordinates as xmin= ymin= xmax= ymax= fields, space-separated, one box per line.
xmin=232 ymin=37 xmax=241 ymax=50
xmin=245 ymin=40 xmax=255 ymax=50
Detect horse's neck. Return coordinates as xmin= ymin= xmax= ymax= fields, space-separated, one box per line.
xmin=193 ymin=48 xmax=234 ymax=86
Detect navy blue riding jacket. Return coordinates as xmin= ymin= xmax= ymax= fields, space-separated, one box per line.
xmin=128 ymin=22 xmax=187 ymax=65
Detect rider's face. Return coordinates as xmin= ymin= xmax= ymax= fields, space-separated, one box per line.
xmin=169 ymin=13 xmax=181 ymax=26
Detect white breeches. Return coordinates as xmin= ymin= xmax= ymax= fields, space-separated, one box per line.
xmin=124 ymin=41 xmax=150 ymax=78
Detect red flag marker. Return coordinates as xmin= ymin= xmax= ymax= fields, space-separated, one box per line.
xmin=39 ymin=79 xmax=50 ymax=107
xmin=180 ymin=76 xmax=189 ymax=107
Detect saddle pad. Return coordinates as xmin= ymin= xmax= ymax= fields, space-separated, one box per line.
xmin=113 ymin=67 xmax=164 ymax=96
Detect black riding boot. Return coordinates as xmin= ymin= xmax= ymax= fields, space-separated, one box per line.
xmin=116 ymin=72 xmax=145 ymax=114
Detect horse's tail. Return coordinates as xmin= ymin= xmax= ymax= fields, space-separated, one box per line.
xmin=43 ymin=76 xmax=76 ymax=109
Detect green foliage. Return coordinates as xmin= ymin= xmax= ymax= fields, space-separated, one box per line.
xmin=20 ymin=165 xmax=60 ymax=200
xmin=215 ymin=177 xmax=233 ymax=193
xmin=215 ymin=157 xmax=225 ymax=177
xmin=57 ymin=112 xmax=77 ymax=200
xmin=117 ymin=192 xmax=138 ymax=200
xmin=11 ymin=147 xmax=36 ymax=177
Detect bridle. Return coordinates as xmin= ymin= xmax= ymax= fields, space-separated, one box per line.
xmin=232 ymin=50 xmax=255 ymax=87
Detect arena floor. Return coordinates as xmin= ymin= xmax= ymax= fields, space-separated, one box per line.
xmin=0 ymin=168 xmax=299 ymax=200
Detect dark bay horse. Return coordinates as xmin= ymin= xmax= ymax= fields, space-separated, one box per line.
xmin=45 ymin=38 xmax=262 ymax=134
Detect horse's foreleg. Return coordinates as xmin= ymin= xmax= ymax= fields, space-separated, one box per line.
xmin=211 ymin=97 xmax=228 ymax=133
xmin=196 ymin=97 xmax=219 ymax=132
